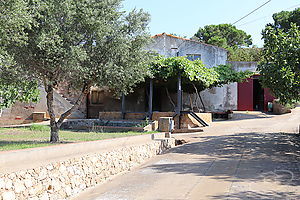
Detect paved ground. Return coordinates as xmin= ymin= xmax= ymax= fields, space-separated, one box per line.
xmin=74 ymin=107 xmax=300 ymax=200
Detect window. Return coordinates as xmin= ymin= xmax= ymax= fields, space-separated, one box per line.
xmin=186 ymin=54 xmax=201 ymax=61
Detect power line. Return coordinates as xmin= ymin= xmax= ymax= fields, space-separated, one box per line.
xmin=237 ymin=16 xmax=269 ymax=27
xmin=236 ymin=3 xmax=300 ymax=27
xmin=233 ymin=0 xmax=272 ymax=25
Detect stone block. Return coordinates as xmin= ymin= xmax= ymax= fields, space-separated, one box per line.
xmin=32 ymin=112 xmax=46 ymax=122
xmin=158 ymin=117 xmax=174 ymax=132
xmin=14 ymin=180 xmax=26 ymax=193
xmin=2 ymin=191 xmax=16 ymax=200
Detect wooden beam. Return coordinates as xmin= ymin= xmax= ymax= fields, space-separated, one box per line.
xmin=148 ymin=79 xmax=153 ymax=119
xmin=121 ymin=93 xmax=125 ymax=119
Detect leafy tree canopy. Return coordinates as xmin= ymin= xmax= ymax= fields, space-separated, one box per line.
xmin=271 ymin=8 xmax=300 ymax=31
xmin=259 ymin=22 xmax=300 ymax=104
xmin=193 ymin=24 xmax=252 ymax=49
xmin=5 ymin=0 xmax=152 ymax=142
xmin=228 ymin=47 xmax=262 ymax=62
xmin=0 ymin=0 xmax=39 ymax=110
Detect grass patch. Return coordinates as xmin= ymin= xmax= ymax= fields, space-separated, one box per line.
xmin=0 ymin=126 xmax=156 ymax=151
xmin=27 ymin=124 xmax=50 ymax=131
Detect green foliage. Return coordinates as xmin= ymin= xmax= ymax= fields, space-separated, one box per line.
xmin=228 ymin=47 xmax=262 ymax=62
xmin=27 ymin=125 xmax=50 ymax=132
xmin=149 ymin=56 xmax=252 ymax=92
xmin=0 ymin=79 xmax=40 ymax=109
xmin=2 ymin=0 xmax=152 ymax=142
xmin=10 ymin=0 xmax=152 ymax=94
xmin=212 ymin=65 xmax=253 ymax=87
xmin=0 ymin=0 xmax=32 ymax=47
xmin=259 ymin=22 xmax=300 ymax=104
xmin=149 ymin=56 xmax=217 ymax=91
xmin=272 ymin=8 xmax=300 ymax=31
xmin=0 ymin=0 xmax=39 ymax=109
xmin=194 ymin=24 xmax=252 ymax=49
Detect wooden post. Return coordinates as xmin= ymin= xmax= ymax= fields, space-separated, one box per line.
xmin=177 ymin=73 xmax=182 ymax=114
xmin=148 ymin=79 xmax=153 ymax=120
xmin=121 ymin=93 xmax=125 ymax=119
xmin=176 ymin=73 xmax=182 ymax=129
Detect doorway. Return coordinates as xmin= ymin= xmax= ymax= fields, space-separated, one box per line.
xmin=152 ymin=85 xmax=162 ymax=112
xmin=253 ymin=78 xmax=264 ymax=111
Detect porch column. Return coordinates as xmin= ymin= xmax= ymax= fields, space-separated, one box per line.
xmin=148 ymin=79 xmax=153 ymax=119
xmin=121 ymin=93 xmax=125 ymax=119
xmin=176 ymin=73 xmax=182 ymax=114
xmin=176 ymin=73 xmax=182 ymax=129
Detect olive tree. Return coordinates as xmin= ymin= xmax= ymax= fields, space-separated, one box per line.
xmin=9 ymin=0 xmax=152 ymax=142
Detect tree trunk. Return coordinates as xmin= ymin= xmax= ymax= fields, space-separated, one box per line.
xmin=44 ymin=80 xmax=91 ymax=143
xmin=50 ymin=123 xmax=59 ymax=142
xmin=45 ymin=82 xmax=60 ymax=142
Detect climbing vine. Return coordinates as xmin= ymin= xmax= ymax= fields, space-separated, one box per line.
xmin=149 ymin=56 xmax=253 ymax=92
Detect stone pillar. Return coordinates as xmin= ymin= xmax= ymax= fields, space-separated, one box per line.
xmin=158 ymin=117 xmax=174 ymax=132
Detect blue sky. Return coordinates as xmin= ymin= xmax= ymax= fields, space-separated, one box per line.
xmin=122 ymin=0 xmax=300 ymax=47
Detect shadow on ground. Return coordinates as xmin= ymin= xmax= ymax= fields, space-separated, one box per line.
xmin=211 ymin=191 xmax=300 ymax=200
xmin=149 ymin=132 xmax=300 ymax=188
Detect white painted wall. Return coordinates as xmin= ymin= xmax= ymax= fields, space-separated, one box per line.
xmin=148 ymin=34 xmax=239 ymax=111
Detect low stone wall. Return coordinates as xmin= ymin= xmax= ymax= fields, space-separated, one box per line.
xmin=99 ymin=112 xmax=146 ymax=120
xmin=0 ymin=134 xmax=175 ymax=200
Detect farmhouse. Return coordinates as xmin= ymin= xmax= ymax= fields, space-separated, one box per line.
xmin=0 ymin=33 xmax=274 ymax=126
xmin=87 ymin=33 xmax=234 ymax=119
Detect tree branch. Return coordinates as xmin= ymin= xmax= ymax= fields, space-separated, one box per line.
xmin=56 ymin=82 xmax=91 ymax=127
xmin=192 ymin=83 xmax=206 ymax=112
xmin=165 ymin=87 xmax=176 ymax=111
xmin=45 ymin=83 xmax=57 ymax=127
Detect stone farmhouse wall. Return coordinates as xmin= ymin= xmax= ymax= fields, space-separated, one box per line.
xmin=147 ymin=33 xmax=238 ymax=112
xmin=148 ymin=33 xmax=228 ymax=68
xmin=0 ymin=134 xmax=175 ymax=200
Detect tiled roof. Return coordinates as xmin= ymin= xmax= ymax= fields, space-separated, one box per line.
xmin=152 ymin=33 xmax=228 ymax=51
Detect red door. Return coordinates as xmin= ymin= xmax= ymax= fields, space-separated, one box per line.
xmin=238 ymin=78 xmax=254 ymax=111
